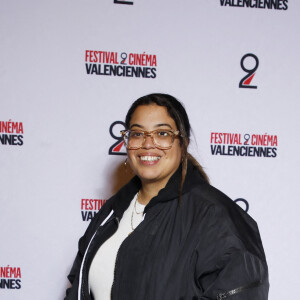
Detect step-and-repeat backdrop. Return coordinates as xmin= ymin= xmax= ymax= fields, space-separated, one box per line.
xmin=1 ymin=1 xmax=299 ymax=299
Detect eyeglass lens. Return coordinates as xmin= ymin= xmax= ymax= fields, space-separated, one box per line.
xmin=125 ymin=130 xmax=174 ymax=149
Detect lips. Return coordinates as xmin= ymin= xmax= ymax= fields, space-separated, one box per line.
xmin=138 ymin=153 xmax=162 ymax=165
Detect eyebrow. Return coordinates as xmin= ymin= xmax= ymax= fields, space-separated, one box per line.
xmin=130 ymin=123 xmax=173 ymax=129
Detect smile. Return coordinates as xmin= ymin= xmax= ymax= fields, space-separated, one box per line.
xmin=140 ymin=156 xmax=161 ymax=161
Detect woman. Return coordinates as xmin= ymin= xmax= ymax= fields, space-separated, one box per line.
xmin=65 ymin=93 xmax=269 ymax=300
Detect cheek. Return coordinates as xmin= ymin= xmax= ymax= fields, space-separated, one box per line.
xmin=127 ymin=150 xmax=136 ymax=163
xmin=166 ymin=144 xmax=182 ymax=163
xmin=173 ymin=141 xmax=183 ymax=158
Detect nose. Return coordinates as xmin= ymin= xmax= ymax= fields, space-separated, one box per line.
xmin=142 ymin=134 xmax=155 ymax=149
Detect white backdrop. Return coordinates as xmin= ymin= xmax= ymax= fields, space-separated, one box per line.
xmin=1 ymin=1 xmax=299 ymax=299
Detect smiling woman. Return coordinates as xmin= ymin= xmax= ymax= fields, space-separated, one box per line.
xmin=125 ymin=104 xmax=183 ymax=203
xmin=65 ymin=93 xmax=269 ymax=300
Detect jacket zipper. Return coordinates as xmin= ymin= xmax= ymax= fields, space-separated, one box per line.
xmin=216 ymin=280 xmax=262 ymax=299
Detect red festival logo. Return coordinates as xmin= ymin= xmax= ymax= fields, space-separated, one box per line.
xmin=81 ymin=199 xmax=107 ymax=221
xmin=239 ymin=53 xmax=259 ymax=89
xmin=85 ymin=50 xmax=156 ymax=78
xmin=0 ymin=266 xmax=21 ymax=289
xmin=0 ymin=120 xmax=24 ymax=146
xmin=210 ymin=132 xmax=278 ymax=158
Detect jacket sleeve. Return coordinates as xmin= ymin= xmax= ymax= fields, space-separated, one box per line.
xmin=195 ymin=204 xmax=269 ymax=300
xmin=64 ymin=237 xmax=85 ymax=300
xmin=64 ymin=200 xmax=113 ymax=300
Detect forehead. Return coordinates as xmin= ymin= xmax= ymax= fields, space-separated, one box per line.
xmin=130 ymin=105 xmax=177 ymax=129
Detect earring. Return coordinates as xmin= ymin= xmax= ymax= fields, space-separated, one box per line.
xmin=124 ymin=158 xmax=128 ymax=167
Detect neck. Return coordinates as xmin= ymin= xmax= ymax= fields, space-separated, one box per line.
xmin=138 ymin=180 xmax=167 ymax=206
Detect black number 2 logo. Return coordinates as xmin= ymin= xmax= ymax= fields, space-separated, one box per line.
xmin=108 ymin=121 xmax=127 ymax=156
xmin=120 ymin=52 xmax=127 ymax=65
xmin=239 ymin=53 xmax=259 ymax=89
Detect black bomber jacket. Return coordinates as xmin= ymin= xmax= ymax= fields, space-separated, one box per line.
xmin=65 ymin=162 xmax=269 ymax=300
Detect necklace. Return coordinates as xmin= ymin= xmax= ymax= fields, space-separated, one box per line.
xmin=134 ymin=191 xmax=144 ymax=214
xmin=130 ymin=191 xmax=144 ymax=233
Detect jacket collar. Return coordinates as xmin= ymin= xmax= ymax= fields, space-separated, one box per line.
xmin=111 ymin=160 xmax=205 ymax=218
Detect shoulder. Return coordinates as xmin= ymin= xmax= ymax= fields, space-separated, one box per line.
xmin=182 ymin=164 xmax=247 ymax=223
xmin=185 ymin=180 xmax=256 ymax=230
xmin=183 ymin=181 xmax=266 ymax=259
xmin=183 ymin=179 xmax=236 ymax=213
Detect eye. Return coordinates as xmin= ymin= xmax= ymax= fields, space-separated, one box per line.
xmin=157 ymin=130 xmax=170 ymax=137
xmin=130 ymin=131 xmax=144 ymax=138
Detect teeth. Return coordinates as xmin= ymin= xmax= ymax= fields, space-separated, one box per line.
xmin=140 ymin=156 xmax=161 ymax=161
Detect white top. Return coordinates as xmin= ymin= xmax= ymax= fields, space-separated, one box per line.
xmin=88 ymin=193 xmax=145 ymax=300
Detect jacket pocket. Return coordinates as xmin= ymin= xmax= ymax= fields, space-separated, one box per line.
xmin=216 ymin=280 xmax=262 ymax=299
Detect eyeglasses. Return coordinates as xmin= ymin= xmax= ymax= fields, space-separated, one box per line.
xmin=120 ymin=129 xmax=180 ymax=150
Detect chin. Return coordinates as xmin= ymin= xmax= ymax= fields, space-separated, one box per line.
xmin=136 ymin=170 xmax=161 ymax=182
